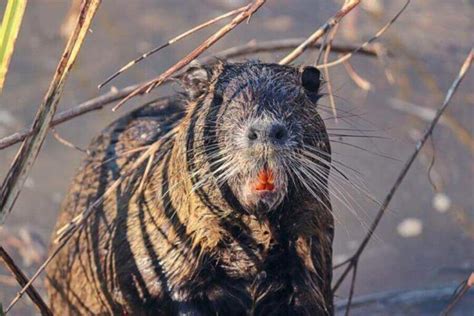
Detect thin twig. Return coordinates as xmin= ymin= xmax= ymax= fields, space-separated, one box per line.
xmin=137 ymin=153 xmax=154 ymax=194
xmin=344 ymin=261 xmax=358 ymax=316
xmin=441 ymin=272 xmax=474 ymax=315
xmin=51 ymin=128 xmax=87 ymax=153
xmin=202 ymin=38 xmax=379 ymax=61
xmin=389 ymin=97 xmax=474 ymax=154
xmin=321 ymin=23 xmax=340 ymax=120
xmin=279 ymin=0 xmax=361 ymax=65
xmin=98 ymin=5 xmax=248 ymax=89
xmin=0 ymin=247 xmax=51 ymax=316
xmin=0 ymin=39 xmax=380 ymax=151
xmin=373 ymin=43 xmax=395 ymax=84
xmin=315 ymin=28 xmax=330 ymax=66
xmin=342 ymin=58 xmax=372 ymax=91
xmin=332 ymin=49 xmax=473 ymax=312
xmin=55 ymin=140 xmax=161 ymax=239
xmin=112 ymin=0 xmax=266 ymax=111
xmin=319 ymin=0 xmax=410 ymax=69
xmin=0 ymin=88 xmax=160 ymax=150
xmin=0 ymin=0 xmax=101 ymax=224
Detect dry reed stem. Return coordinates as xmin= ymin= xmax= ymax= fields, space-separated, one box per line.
xmin=373 ymin=43 xmax=395 ymax=84
xmin=389 ymin=98 xmax=474 ymax=154
xmin=206 ymin=38 xmax=379 ymax=61
xmin=5 ymin=138 xmax=163 ymax=312
xmin=98 ymin=5 xmax=249 ymax=89
xmin=51 ymin=128 xmax=88 ymax=153
xmin=112 ymin=0 xmax=267 ymax=111
xmin=137 ymin=153 xmax=155 ymax=195
xmin=332 ymin=49 xmax=473 ymax=313
xmin=344 ymin=261 xmax=358 ymax=316
xmin=0 ymin=246 xmax=51 ymax=315
xmin=319 ymin=0 xmax=410 ymax=69
xmin=279 ymin=0 xmax=361 ymax=65
xmin=55 ymin=140 xmax=162 ymax=239
xmin=0 ymin=0 xmax=101 ymax=224
xmin=342 ymin=59 xmax=372 ymax=91
xmin=321 ymin=23 xmax=340 ymax=120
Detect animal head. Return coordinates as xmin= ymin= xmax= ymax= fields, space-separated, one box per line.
xmin=181 ymin=61 xmax=331 ymax=215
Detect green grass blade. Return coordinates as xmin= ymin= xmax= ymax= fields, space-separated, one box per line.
xmin=0 ymin=0 xmax=101 ymax=226
xmin=0 ymin=0 xmax=28 ymax=92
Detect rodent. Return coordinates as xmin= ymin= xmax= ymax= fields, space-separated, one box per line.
xmin=45 ymin=61 xmax=334 ymax=315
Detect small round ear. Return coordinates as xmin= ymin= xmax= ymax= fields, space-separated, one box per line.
xmin=181 ymin=61 xmax=211 ymax=99
xmin=301 ymin=66 xmax=321 ymax=93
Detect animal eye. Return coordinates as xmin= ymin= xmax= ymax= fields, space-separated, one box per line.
xmin=301 ymin=66 xmax=321 ymax=93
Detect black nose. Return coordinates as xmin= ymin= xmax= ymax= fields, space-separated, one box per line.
xmin=247 ymin=122 xmax=289 ymax=144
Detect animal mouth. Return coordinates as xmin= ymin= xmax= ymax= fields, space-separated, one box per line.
xmin=242 ymin=166 xmax=284 ymax=213
xmin=254 ymin=168 xmax=275 ymax=192
xmin=237 ymin=162 xmax=287 ymax=214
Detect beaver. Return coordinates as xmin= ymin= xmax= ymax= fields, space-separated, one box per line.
xmin=46 ymin=61 xmax=334 ymax=315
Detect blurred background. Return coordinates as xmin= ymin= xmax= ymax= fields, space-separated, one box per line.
xmin=0 ymin=0 xmax=472 ymax=315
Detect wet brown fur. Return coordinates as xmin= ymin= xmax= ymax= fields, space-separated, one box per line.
xmin=46 ymin=61 xmax=334 ymax=315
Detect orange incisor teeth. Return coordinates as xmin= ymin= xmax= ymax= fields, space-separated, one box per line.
xmin=255 ymin=169 xmax=275 ymax=191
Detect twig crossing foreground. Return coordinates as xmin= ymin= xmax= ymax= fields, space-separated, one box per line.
xmin=112 ymin=0 xmax=267 ymax=111
xmin=1 ymin=0 xmax=102 ymax=313
xmin=0 ymin=40 xmax=378 ymax=151
xmin=0 ymin=0 xmax=101 ymax=225
xmin=0 ymin=247 xmax=52 ymax=315
xmin=278 ymin=0 xmax=361 ymax=65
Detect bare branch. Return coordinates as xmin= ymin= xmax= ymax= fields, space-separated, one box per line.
xmin=5 ymin=139 xmax=162 ymax=312
xmin=0 ymin=247 xmax=51 ymax=316
xmin=0 ymin=84 xmax=142 ymax=150
xmin=98 ymin=5 xmax=249 ymax=89
xmin=112 ymin=0 xmax=267 ymax=111
xmin=321 ymin=23 xmax=340 ymax=119
xmin=389 ymin=97 xmax=474 ymax=154
xmin=203 ymin=38 xmax=379 ymax=61
xmin=344 ymin=261 xmax=358 ymax=316
xmin=0 ymin=40 xmax=380 ymax=151
xmin=279 ymin=0 xmax=361 ymax=65
xmin=319 ymin=0 xmax=410 ymax=69
xmin=332 ymin=49 xmax=473 ymax=310
xmin=51 ymin=128 xmax=87 ymax=153
xmin=342 ymin=59 xmax=372 ymax=91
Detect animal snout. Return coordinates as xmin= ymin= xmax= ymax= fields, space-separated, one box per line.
xmin=246 ymin=121 xmax=289 ymax=145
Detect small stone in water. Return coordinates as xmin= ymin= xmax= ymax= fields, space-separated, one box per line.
xmin=432 ymin=193 xmax=451 ymax=213
xmin=397 ymin=218 xmax=423 ymax=238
